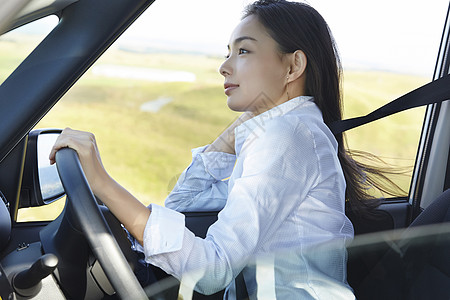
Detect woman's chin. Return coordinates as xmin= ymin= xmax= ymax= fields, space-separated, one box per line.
xmin=227 ymin=98 xmax=248 ymax=112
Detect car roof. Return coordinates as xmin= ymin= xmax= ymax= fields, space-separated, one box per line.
xmin=0 ymin=0 xmax=78 ymax=35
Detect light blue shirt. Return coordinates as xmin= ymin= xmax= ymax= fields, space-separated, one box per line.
xmin=139 ymin=96 xmax=355 ymax=299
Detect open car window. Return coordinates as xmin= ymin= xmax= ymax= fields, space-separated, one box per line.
xmin=312 ymin=0 xmax=449 ymax=198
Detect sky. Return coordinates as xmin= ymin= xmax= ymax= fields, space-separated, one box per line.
xmin=10 ymin=0 xmax=450 ymax=77
xmin=117 ymin=0 xmax=449 ymax=77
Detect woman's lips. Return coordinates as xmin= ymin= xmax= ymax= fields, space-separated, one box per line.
xmin=224 ymin=83 xmax=239 ymax=96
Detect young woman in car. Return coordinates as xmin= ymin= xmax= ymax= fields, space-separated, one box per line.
xmin=48 ymin=0 xmax=378 ymax=298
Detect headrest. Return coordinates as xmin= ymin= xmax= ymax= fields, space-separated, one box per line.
xmin=0 ymin=191 xmax=11 ymax=251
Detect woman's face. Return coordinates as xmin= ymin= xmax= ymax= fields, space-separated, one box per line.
xmin=219 ymin=15 xmax=291 ymax=114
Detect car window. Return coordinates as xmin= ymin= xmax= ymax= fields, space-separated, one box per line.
xmin=310 ymin=0 xmax=448 ymax=198
xmin=3 ymin=1 xmax=448 ymax=221
xmin=342 ymin=73 xmax=427 ymax=198
xmin=150 ymin=219 xmax=450 ymax=299
xmin=0 ymin=16 xmax=58 ymax=85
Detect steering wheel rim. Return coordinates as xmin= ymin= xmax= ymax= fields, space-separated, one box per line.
xmin=55 ymin=148 xmax=148 ymax=299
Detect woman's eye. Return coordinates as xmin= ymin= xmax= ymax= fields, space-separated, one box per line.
xmin=238 ymin=48 xmax=249 ymax=55
xmin=224 ymin=48 xmax=250 ymax=59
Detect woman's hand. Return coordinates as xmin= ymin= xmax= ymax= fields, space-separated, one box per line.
xmin=205 ymin=111 xmax=254 ymax=154
xmin=49 ymin=127 xmax=150 ymax=245
xmin=49 ymin=128 xmax=109 ymax=195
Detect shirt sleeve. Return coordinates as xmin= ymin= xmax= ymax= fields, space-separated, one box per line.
xmin=165 ymin=145 xmax=236 ymax=212
xmin=142 ymin=119 xmax=323 ymax=295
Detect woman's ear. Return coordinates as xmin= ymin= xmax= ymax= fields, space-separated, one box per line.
xmin=287 ymin=50 xmax=307 ymax=82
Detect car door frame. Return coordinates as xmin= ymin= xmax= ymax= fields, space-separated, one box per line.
xmin=409 ymin=1 xmax=450 ymax=217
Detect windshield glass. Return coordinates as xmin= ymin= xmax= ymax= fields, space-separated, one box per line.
xmin=0 ymin=15 xmax=58 ymax=85
xmin=140 ymin=221 xmax=450 ymax=299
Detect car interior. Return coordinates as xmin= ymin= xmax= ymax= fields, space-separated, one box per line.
xmin=0 ymin=0 xmax=449 ymax=299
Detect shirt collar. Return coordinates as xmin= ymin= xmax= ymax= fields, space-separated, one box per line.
xmin=234 ymin=96 xmax=315 ymax=155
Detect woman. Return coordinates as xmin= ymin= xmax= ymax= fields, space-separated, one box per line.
xmin=50 ymin=1 xmax=362 ymax=298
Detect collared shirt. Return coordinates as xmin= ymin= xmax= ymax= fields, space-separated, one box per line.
xmin=139 ymin=96 xmax=355 ymax=299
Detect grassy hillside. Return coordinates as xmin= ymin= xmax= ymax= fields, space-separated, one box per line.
xmin=0 ymin=43 xmax=428 ymax=221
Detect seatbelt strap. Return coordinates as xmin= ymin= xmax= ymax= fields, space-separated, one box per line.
xmin=329 ymin=74 xmax=450 ymax=135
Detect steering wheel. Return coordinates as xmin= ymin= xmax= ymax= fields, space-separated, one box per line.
xmin=55 ymin=148 xmax=148 ymax=299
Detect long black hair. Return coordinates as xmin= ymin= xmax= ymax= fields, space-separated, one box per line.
xmin=244 ymin=0 xmax=403 ymax=217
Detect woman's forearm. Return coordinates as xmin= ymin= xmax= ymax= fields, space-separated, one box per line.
xmin=95 ymin=175 xmax=150 ymax=246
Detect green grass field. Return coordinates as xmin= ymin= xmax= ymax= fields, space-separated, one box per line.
xmin=0 ymin=39 xmax=429 ymax=221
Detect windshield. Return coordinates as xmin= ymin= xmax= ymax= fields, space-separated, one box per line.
xmin=0 ymin=15 xmax=58 ymax=84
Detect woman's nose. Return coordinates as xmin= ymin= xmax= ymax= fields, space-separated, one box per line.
xmin=219 ymin=59 xmax=231 ymax=77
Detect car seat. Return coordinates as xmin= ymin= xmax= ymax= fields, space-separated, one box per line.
xmin=352 ymin=188 xmax=450 ymax=300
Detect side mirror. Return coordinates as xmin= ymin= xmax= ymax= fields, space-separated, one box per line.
xmin=20 ymin=129 xmax=64 ymax=208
